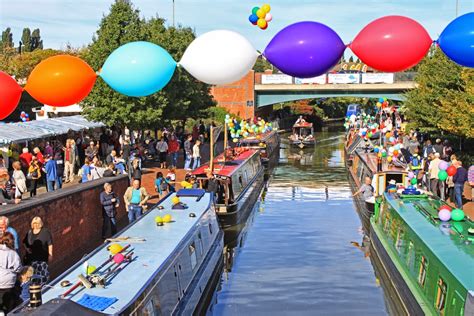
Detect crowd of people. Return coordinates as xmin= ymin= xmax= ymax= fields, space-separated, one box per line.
xmin=348 ymin=106 xmax=473 ymax=210
xmin=0 ymin=216 xmax=52 ymax=312
xmin=0 ymin=120 xmax=216 ymax=207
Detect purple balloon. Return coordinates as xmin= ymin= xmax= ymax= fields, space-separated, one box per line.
xmin=439 ymin=161 xmax=448 ymax=171
xmin=264 ymin=21 xmax=346 ymax=78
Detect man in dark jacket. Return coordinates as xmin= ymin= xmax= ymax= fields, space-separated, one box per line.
xmin=453 ymin=161 xmax=468 ymax=209
xmin=99 ymin=183 xmax=119 ymax=239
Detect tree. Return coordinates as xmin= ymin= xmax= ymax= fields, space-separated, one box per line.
xmin=1 ymin=28 xmax=14 ymax=50
xmin=82 ymin=0 xmax=152 ymax=129
xmin=0 ymin=49 xmax=61 ymax=80
xmin=31 ymin=28 xmax=43 ymax=50
xmin=253 ymin=56 xmax=274 ymax=72
xmin=21 ymin=28 xmax=32 ymax=53
xmin=348 ymin=56 xmax=354 ymax=63
xmin=403 ymin=48 xmax=473 ymax=138
xmin=83 ymin=1 xmax=214 ymax=129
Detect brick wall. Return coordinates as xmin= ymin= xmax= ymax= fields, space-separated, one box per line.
xmin=210 ymin=71 xmax=255 ymax=120
xmin=0 ymin=175 xmax=129 ymax=277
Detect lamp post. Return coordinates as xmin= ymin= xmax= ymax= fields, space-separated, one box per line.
xmin=172 ymin=0 xmax=175 ymax=27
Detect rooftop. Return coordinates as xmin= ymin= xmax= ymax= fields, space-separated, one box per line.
xmin=192 ymin=149 xmax=258 ymax=178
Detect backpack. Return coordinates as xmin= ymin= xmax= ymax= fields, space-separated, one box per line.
xmin=411 ymin=155 xmax=420 ymax=167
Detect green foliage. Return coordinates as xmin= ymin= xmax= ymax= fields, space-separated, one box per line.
xmin=0 ymin=48 xmax=61 ymax=79
xmin=21 ymin=28 xmax=31 ymax=52
xmin=253 ymin=56 xmax=274 ymax=72
xmin=1 ymin=28 xmax=13 ymax=50
xmin=206 ymin=106 xmax=235 ymax=123
xmin=404 ymin=48 xmax=473 ymax=138
xmin=31 ymin=28 xmax=43 ymax=50
xmin=82 ymin=1 xmax=214 ymax=129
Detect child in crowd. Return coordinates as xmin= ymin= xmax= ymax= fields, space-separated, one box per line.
xmin=113 ymin=154 xmax=127 ymax=174
xmin=19 ymin=266 xmax=34 ymax=302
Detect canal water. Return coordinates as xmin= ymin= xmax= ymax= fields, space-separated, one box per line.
xmin=209 ymin=129 xmax=389 ymax=316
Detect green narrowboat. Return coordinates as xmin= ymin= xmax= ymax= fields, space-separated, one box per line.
xmin=371 ymin=192 xmax=474 ymax=315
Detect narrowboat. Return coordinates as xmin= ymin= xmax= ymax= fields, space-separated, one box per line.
xmin=289 ymin=121 xmax=315 ymax=148
xmin=371 ymin=191 xmax=474 ymax=315
xmin=192 ymin=148 xmax=265 ymax=228
xmin=346 ymin=134 xmax=409 ymax=232
xmin=238 ymin=130 xmax=280 ymax=176
xmin=13 ymin=189 xmax=224 ymax=316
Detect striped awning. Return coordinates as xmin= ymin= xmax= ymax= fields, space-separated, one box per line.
xmin=0 ymin=115 xmax=104 ymax=145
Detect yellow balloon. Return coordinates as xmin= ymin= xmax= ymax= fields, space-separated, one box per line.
xmin=262 ymin=4 xmax=271 ymax=13
xmin=163 ymin=214 xmax=172 ymax=223
xmin=256 ymin=9 xmax=266 ymax=18
xmin=257 ymin=19 xmax=267 ymax=29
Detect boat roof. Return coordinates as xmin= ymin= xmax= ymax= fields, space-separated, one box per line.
xmin=356 ymin=150 xmax=405 ymax=174
xmin=239 ymin=130 xmax=277 ymax=144
xmin=40 ymin=190 xmax=213 ymax=314
xmin=293 ymin=122 xmax=313 ymax=128
xmin=192 ymin=149 xmax=258 ymax=178
xmin=385 ymin=193 xmax=474 ymax=290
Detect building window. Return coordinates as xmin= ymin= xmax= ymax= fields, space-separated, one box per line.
xmin=435 ymin=277 xmax=447 ymax=314
xmin=418 ymin=256 xmax=428 ymax=287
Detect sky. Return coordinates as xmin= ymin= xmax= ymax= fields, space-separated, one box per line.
xmin=1 ymin=0 xmax=473 ymax=52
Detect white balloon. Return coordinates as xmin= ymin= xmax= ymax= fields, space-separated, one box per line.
xmin=179 ymin=30 xmax=259 ymax=85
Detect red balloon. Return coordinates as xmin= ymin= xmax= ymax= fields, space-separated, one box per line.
xmin=446 ymin=165 xmax=457 ymax=176
xmin=350 ymin=16 xmax=432 ymax=72
xmin=0 ymin=71 xmax=23 ymax=120
xmin=439 ymin=205 xmax=452 ymax=212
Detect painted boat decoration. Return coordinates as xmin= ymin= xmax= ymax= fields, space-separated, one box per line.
xmin=12 ymin=189 xmax=224 ymax=315
xmin=192 ymin=148 xmax=265 ymax=228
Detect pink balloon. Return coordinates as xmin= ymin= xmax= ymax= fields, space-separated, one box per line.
xmin=113 ymin=253 xmax=125 ymax=264
xmin=265 ymin=13 xmax=272 ymax=22
xmin=438 ymin=209 xmax=451 ymax=222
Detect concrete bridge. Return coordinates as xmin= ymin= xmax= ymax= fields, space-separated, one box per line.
xmin=255 ymin=82 xmax=416 ymax=107
xmin=211 ymin=71 xmax=417 ymax=119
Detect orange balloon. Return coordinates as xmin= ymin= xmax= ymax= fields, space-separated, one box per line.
xmin=25 ymin=55 xmax=96 ymax=106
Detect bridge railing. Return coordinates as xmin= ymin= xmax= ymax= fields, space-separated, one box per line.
xmin=254 ymin=72 xmax=416 ymax=85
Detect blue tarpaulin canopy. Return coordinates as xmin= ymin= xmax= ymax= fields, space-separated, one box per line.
xmin=0 ymin=115 xmax=104 ymax=145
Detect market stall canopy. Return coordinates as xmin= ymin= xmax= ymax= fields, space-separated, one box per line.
xmin=0 ymin=115 xmax=104 ymax=145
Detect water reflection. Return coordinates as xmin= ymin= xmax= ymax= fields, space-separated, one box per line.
xmin=209 ymin=130 xmax=389 ymax=316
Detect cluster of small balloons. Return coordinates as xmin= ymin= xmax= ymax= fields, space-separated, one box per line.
xmin=438 ymin=205 xmax=465 ymax=222
xmin=248 ymin=4 xmax=272 ymax=30
xmin=376 ymin=97 xmax=389 ymax=109
xmin=20 ymin=111 xmax=30 ymax=122
xmin=225 ymin=114 xmax=273 ymax=143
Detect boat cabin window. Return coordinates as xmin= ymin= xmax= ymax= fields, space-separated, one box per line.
xmin=198 ymin=233 xmax=203 ymax=255
xmin=189 ymin=242 xmax=197 ymax=270
xmin=435 ymin=277 xmax=447 ymax=314
xmin=396 ymin=227 xmax=405 ymax=254
xmin=418 ymin=256 xmax=428 ymax=287
xmin=406 ymin=241 xmax=415 ymax=272
xmin=377 ymin=174 xmax=385 ymax=196
xmin=386 ymin=173 xmax=403 ymax=188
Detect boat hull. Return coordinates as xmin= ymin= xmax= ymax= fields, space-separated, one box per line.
xmin=347 ymin=168 xmax=373 ymax=233
xmin=370 ymin=220 xmax=426 ymax=316
xmin=216 ymin=167 xmax=265 ymax=229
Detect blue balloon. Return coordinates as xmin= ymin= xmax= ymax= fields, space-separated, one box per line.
xmin=249 ymin=14 xmax=258 ymax=24
xmin=100 ymin=41 xmax=176 ymax=97
xmin=438 ymin=12 xmax=474 ymax=67
xmin=378 ymin=97 xmax=384 ymax=103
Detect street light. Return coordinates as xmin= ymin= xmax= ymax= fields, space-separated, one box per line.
xmin=172 ymin=0 xmax=175 ymax=27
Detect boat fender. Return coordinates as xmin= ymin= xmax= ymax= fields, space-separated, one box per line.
xmin=189 ymin=213 xmax=196 ymax=218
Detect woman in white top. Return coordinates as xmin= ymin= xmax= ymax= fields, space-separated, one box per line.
xmin=156 ymin=138 xmax=169 ymax=169
xmin=91 ymin=161 xmax=105 ymax=180
xmin=192 ymin=139 xmax=201 ymax=170
xmin=12 ymin=161 xmax=27 ymax=199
